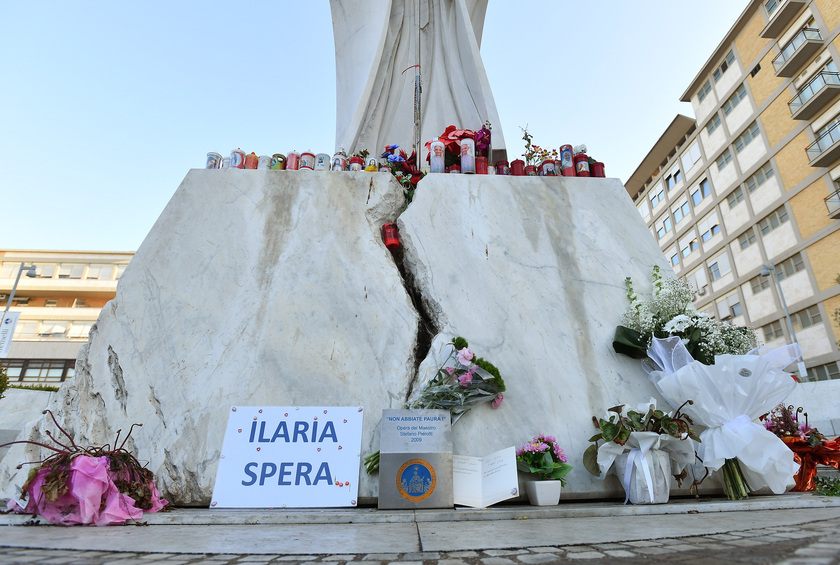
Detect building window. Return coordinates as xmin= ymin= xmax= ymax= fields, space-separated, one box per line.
xmin=714 ymin=50 xmax=736 ymax=83
xmin=723 ymin=84 xmax=748 ymax=115
xmin=706 ymin=113 xmax=722 ymax=135
xmin=763 ymin=320 xmax=784 ymax=341
xmin=750 ymin=274 xmax=770 ymax=294
xmin=671 ymin=253 xmax=680 ymax=266
xmin=708 ymin=252 xmax=731 ymax=281
xmin=673 ymin=200 xmax=691 ymax=224
xmin=734 ymin=122 xmax=760 ymax=153
xmin=806 ymin=362 xmax=840 ymax=381
xmin=44 ymin=300 xmax=58 ymax=307
xmin=765 ymin=0 xmax=779 ymax=16
xmin=758 ymin=205 xmax=789 ymax=235
xmin=717 ymin=291 xmax=742 ymax=319
xmin=727 ymin=186 xmax=745 ymax=208
xmin=775 ymin=253 xmax=805 ymax=280
xmin=637 ymin=199 xmax=650 ymax=218
xmin=691 ymin=178 xmax=712 ymax=205
xmin=68 ymin=322 xmax=93 ymax=339
xmin=716 ymin=148 xmax=733 ymax=170
xmin=746 ymin=162 xmax=775 ymax=192
xmin=72 ymin=299 xmax=88 ymax=308
xmin=680 ymin=233 xmax=699 ymax=258
xmin=699 ymin=211 xmax=721 ymax=242
xmin=650 ymin=189 xmax=665 ymax=207
xmin=681 ymin=141 xmax=702 ymax=171
xmin=656 ymin=216 xmax=673 ymax=239
xmin=58 ymin=265 xmax=85 ymax=279
xmin=86 ymin=265 xmax=115 ymax=280
xmin=36 ymin=265 xmax=56 ymax=279
xmin=738 ymin=228 xmax=757 ymax=249
xmin=666 ymin=174 xmax=676 ymax=190
xmin=791 ymin=305 xmax=822 ymax=331
xmin=698 ymin=80 xmax=712 ymax=102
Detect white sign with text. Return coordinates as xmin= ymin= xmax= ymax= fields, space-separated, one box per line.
xmin=0 ymin=312 xmax=20 ymax=358
xmin=211 ymin=406 xmax=364 ymax=508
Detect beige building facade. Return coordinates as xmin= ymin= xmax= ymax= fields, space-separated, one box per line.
xmin=626 ymin=0 xmax=840 ymax=381
xmin=0 ymin=250 xmax=133 ymax=385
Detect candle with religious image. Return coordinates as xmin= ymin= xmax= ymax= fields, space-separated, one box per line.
xmin=429 ymin=138 xmax=445 ymax=173
xmin=460 ymin=138 xmax=476 ymax=174
xmin=287 ymin=150 xmax=300 ymax=170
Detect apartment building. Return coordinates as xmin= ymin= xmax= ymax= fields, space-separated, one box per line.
xmin=0 ymin=250 xmax=133 ymax=385
xmin=625 ymin=0 xmax=840 ymax=381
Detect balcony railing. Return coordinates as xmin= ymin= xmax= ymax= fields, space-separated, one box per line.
xmin=761 ymin=0 xmax=806 ymax=38
xmin=826 ymin=190 xmax=840 ymax=220
xmin=789 ymin=71 xmax=840 ymax=120
xmin=807 ymin=121 xmax=840 ymax=167
xmin=773 ymin=28 xmax=823 ymax=77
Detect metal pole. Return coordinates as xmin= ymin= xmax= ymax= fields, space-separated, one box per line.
xmin=414 ymin=0 xmax=421 ymax=157
xmin=767 ymin=265 xmax=807 ymax=380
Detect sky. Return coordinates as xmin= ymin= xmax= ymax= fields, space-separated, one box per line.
xmin=1 ymin=1 xmax=749 ymax=252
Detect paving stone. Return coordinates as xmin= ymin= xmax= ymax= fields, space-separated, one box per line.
xmin=723 ymin=538 xmax=767 ymax=547
xmin=483 ymin=549 xmax=520 ymax=556
xmin=631 ymin=547 xmax=672 ymax=555
xmin=444 ymin=552 xmax=478 ymax=558
xmin=517 ymin=554 xmax=562 ymax=564
xmin=603 ymin=550 xmax=637 ymax=558
xmin=707 ymin=533 xmax=742 ymax=540
xmin=526 ymin=547 xmax=562 ymax=553
xmin=667 ymin=544 xmax=702 ymax=552
xmin=795 ymin=548 xmax=840 ymax=557
xmin=564 ymin=546 xmax=597 ymax=553
xmin=654 ymin=538 xmax=683 ymax=546
xmin=591 ymin=543 xmax=626 ymax=550
xmin=386 ymin=561 xmax=421 ymax=565
xmin=435 ymin=560 xmax=469 ymax=565
xmin=623 ymin=540 xmax=658 ymax=548
xmin=565 ymin=552 xmax=605 ymax=560
xmin=275 ymin=557 xmax=317 ymax=562
xmin=477 ymin=558 xmax=516 ymax=565
xmin=776 ymin=532 xmax=822 ymax=540
xmin=400 ymin=552 xmax=440 ymax=560
xmin=362 ymin=555 xmax=400 ymax=561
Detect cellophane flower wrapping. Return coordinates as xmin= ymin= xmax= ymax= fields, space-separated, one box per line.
xmin=6 ymin=455 xmax=167 ymax=526
xmin=647 ymin=337 xmax=800 ymax=494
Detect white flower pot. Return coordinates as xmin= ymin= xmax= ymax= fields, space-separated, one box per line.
xmin=524 ymin=480 xmax=563 ymax=506
xmin=614 ymin=448 xmax=671 ymax=504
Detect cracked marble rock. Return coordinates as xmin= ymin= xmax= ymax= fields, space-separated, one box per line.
xmin=0 ymin=171 xmax=678 ymax=505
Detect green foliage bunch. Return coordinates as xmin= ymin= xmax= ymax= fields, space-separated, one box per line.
xmin=583 ymin=401 xmax=700 ymax=476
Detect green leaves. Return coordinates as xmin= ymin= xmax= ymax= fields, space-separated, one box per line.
xmin=612 ymin=326 xmax=649 ymax=359
xmin=582 ymin=444 xmax=600 ymax=477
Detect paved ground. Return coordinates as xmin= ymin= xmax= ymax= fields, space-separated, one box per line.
xmin=2 ymin=495 xmax=840 ymax=564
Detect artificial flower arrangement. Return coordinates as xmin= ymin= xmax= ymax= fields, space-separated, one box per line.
xmin=364 ymin=336 xmax=505 ymax=473
xmin=584 ymin=400 xmax=698 ymax=504
xmin=613 ymin=265 xmax=758 ymax=366
xmin=760 ymin=404 xmax=840 ymax=492
xmin=516 ymin=434 xmax=572 ymax=483
xmin=3 ymin=410 xmax=168 ymax=526
xmin=380 ymin=144 xmax=424 ymax=205
xmin=424 ymin=122 xmax=492 ymax=171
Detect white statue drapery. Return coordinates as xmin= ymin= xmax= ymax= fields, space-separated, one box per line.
xmin=329 ymin=0 xmax=506 ymax=160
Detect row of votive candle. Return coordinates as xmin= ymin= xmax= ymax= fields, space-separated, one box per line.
xmin=206 ymin=150 xmax=388 ymax=172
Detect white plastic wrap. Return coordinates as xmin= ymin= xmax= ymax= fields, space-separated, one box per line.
xmin=597 ymin=431 xmax=696 ymax=504
xmin=646 ymin=337 xmax=801 ymax=494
